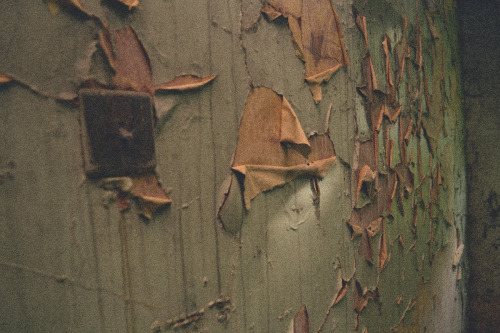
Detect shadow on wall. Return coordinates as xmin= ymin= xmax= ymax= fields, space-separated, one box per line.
xmin=458 ymin=0 xmax=500 ymax=332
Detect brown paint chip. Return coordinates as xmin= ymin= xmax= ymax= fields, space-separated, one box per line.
xmin=355 ymin=165 xmax=376 ymax=207
xmin=354 ymin=280 xmax=379 ymax=313
xmin=349 ymin=10 xmax=416 ymax=262
xmin=112 ymin=27 xmax=154 ymax=93
xmin=353 ymin=7 xmax=369 ymax=51
xmin=262 ymin=0 xmax=349 ymax=103
xmin=288 ymin=305 xmax=309 ymax=333
xmin=224 ymin=87 xmax=336 ymax=210
xmin=379 ymin=219 xmax=387 ymax=272
xmin=395 ymin=15 xmax=410 ymax=88
xmin=131 ymin=174 xmax=172 ymax=219
xmin=382 ymin=34 xmax=395 ymax=103
xmin=99 ymin=26 xmax=216 ymax=95
xmin=98 ymin=175 xmax=171 ymax=219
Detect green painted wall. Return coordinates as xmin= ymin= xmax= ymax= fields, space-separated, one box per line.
xmin=0 ymin=1 xmax=465 ymax=332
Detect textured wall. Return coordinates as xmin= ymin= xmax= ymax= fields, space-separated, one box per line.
xmin=0 ymin=1 xmax=465 ymax=332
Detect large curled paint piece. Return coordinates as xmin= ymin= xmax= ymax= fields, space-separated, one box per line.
xmin=222 ymin=87 xmax=337 ymax=213
xmin=262 ymin=0 xmax=349 ymax=103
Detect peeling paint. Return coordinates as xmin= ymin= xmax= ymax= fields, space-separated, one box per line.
xmin=0 ymin=0 xmax=466 ymax=331
xmin=262 ymin=0 xmax=348 ymax=102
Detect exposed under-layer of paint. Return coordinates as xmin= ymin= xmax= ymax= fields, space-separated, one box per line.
xmin=0 ymin=0 xmax=465 ymax=332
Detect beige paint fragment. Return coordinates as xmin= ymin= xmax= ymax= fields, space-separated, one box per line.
xmin=357 ymin=53 xmax=378 ymax=101
xmin=354 ymin=8 xmax=377 ymax=100
xmin=366 ymin=217 xmax=382 ymax=237
xmin=453 ymin=230 xmax=464 ymax=267
xmin=399 ymin=234 xmax=405 ymax=248
xmin=154 ymin=75 xmax=216 ymax=92
xmin=262 ymin=0 xmax=349 ymax=103
xmin=99 ymin=26 xmax=216 ymax=95
xmin=99 ymin=177 xmax=133 ymax=192
xmin=45 ymin=0 xmax=86 ymax=16
xmin=115 ymin=0 xmax=139 ymax=10
xmin=452 ymin=243 xmax=464 ymax=267
xmin=281 ymin=97 xmax=310 ymax=145
xmin=230 ymin=87 xmax=336 ymax=209
xmin=98 ymin=175 xmax=171 ymax=219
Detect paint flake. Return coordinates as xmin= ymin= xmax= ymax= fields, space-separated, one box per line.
xmin=0 ymin=74 xmax=12 ymax=84
xmin=114 ymin=0 xmax=139 ymax=10
xmin=154 ymin=75 xmax=217 ymax=92
xmin=45 ymin=0 xmax=87 ymax=16
xmin=354 ymin=280 xmax=379 ymax=313
xmin=131 ymin=174 xmax=172 ymax=219
xmin=379 ymin=220 xmax=387 ymax=272
xmin=382 ymin=34 xmax=395 ymax=103
xmin=395 ymin=15 xmax=410 ymax=88
xmin=90 ymin=25 xmax=216 ymax=218
xmin=348 ymin=9 xmax=419 ymax=262
xmin=99 ymin=26 xmax=216 ymax=95
xmin=287 ymin=305 xmax=309 ymax=333
xmin=262 ymin=0 xmax=349 ymax=102
xmin=222 ymin=87 xmax=336 ymax=210
xmin=98 ymin=175 xmax=171 ymax=219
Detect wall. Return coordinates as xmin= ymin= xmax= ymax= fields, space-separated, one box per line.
xmin=0 ymin=1 xmax=466 ymax=332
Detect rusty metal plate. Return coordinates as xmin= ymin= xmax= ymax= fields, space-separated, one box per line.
xmin=79 ymin=89 xmax=156 ymax=177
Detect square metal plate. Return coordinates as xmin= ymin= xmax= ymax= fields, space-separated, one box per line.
xmin=79 ymin=89 xmax=156 ymax=177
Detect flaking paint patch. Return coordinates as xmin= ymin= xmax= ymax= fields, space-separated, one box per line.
xmin=262 ymin=0 xmax=349 ymax=102
xmin=218 ymin=86 xmax=336 ymax=221
xmin=344 ymin=2 xmax=463 ymax=330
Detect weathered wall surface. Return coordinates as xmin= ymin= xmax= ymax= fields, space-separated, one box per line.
xmin=0 ymin=1 xmax=465 ymax=332
xmin=459 ymin=0 xmax=500 ymax=331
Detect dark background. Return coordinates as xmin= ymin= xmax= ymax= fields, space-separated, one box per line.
xmin=458 ymin=0 xmax=500 ymax=331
